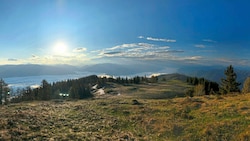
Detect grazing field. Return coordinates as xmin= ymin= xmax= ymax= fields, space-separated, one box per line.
xmin=1 ymin=94 xmax=250 ymax=140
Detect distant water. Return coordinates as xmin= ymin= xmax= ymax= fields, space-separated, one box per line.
xmin=4 ymin=72 xmax=95 ymax=90
xmin=3 ymin=71 xmax=169 ymax=92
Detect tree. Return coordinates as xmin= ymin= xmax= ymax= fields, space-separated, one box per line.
xmin=39 ymin=80 xmax=52 ymax=100
xmin=242 ymin=77 xmax=250 ymax=94
xmin=220 ymin=65 xmax=241 ymax=94
xmin=0 ymin=79 xmax=10 ymax=104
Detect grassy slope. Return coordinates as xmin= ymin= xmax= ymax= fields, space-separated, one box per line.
xmin=1 ymin=94 xmax=250 ymax=140
xmin=1 ymin=77 xmax=249 ymax=140
xmin=104 ymin=79 xmax=191 ymax=99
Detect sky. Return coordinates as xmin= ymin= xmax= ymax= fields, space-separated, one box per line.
xmin=0 ymin=0 xmax=250 ymax=68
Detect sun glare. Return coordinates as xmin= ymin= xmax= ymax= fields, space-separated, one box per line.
xmin=53 ymin=42 xmax=68 ymax=55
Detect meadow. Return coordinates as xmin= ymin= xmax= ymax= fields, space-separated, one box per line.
xmin=1 ymin=92 xmax=250 ymax=140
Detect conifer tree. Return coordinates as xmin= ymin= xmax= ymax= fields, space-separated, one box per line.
xmin=220 ymin=65 xmax=241 ymax=94
xmin=39 ymin=79 xmax=52 ymax=100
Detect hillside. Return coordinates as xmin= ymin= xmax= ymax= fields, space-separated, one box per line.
xmin=1 ymin=73 xmax=249 ymax=140
xmin=102 ymin=73 xmax=191 ymax=99
xmin=1 ymin=94 xmax=250 ymax=140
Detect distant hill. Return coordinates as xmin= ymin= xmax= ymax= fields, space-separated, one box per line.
xmin=1 ymin=64 xmax=250 ymax=86
xmin=0 ymin=63 xmax=173 ymax=78
xmin=177 ymin=65 xmax=250 ymax=86
xmin=81 ymin=63 xmax=172 ymax=76
xmin=0 ymin=64 xmax=77 ymax=78
xmin=81 ymin=63 xmax=135 ymax=76
xmin=158 ymin=73 xmax=188 ymax=82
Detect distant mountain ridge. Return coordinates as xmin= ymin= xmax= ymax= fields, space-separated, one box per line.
xmin=0 ymin=63 xmax=173 ymax=78
xmin=1 ymin=64 xmax=250 ymax=86
xmin=0 ymin=64 xmax=77 ymax=78
xmin=158 ymin=73 xmax=188 ymax=82
xmin=177 ymin=66 xmax=250 ymax=86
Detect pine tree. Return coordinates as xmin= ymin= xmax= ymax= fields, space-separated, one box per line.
xmin=220 ymin=65 xmax=241 ymax=94
xmin=39 ymin=80 xmax=52 ymax=100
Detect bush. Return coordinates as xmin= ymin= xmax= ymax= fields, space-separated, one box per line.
xmin=185 ymin=88 xmax=194 ymax=97
xmin=194 ymin=84 xmax=205 ymax=96
xmin=242 ymin=77 xmax=250 ymax=94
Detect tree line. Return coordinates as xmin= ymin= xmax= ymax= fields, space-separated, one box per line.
xmin=186 ymin=77 xmax=219 ymax=96
xmin=186 ymin=65 xmax=250 ymax=97
xmin=7 ymin=75 xmax=157 ymax=103
xmin=11 ymin=75 xmax=99 ymax=103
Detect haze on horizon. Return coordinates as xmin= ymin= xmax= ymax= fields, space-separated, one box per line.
xmin=0 ymin=0 xmax=250 ymax=69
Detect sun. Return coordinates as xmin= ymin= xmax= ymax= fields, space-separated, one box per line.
xmin=53 ymin=42 xmax=68 ymax=55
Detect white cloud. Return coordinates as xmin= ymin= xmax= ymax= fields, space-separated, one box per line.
xmin=187 ymin=56 xmax=203 ymax=60
xmin=146 ymin=37 xmax=176 ymax=42
xmin=195 ymin=44 xmax=206 ymax=48
xmin=137 ymin=36 xmax=144 ymax=39
xmin=138 ymin=36 xmax=176 ymax=43
xmin=107 ymin=43 xmax=155 ymax=51
xmin=202 ymin=39 xmax=217 ymax=43
xmin=98 ymin=42 xmax=186 ymax=62
xmin=158 ymin=46 xmax=170 ymax=49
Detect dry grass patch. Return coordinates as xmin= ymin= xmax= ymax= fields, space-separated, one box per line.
xmin=1 ymin=94 xmax=250 ymax=140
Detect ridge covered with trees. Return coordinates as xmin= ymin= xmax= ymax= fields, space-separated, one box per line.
xmin=8 ymin=75 xmax=158 ymax=103
xmin=0 ymin=65 xmax=249 ymax=104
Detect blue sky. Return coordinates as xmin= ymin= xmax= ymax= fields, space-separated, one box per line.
xmin=0 ymin=0 xmax=250 ymax=67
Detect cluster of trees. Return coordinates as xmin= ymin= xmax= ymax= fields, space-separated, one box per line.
xmin=186 ymin=65 xmax=250 ymax=97
xmin=186 ymin=77 xmax=219 ymax=96
xmin=11 ymin=75 xmax=99 ymax=103
xmin=10 ymin=75 xmax=158 ymax=103
xmin=99 ymin=75 xmax=158 ymax=84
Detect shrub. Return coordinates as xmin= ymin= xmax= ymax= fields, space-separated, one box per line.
xmin=242 ymin=77 xmax=250 ymax=94
xmin=194 ymin=84 xmax=205 ymax=96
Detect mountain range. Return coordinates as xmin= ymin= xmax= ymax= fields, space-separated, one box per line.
xmin=0 ymin=63 xmax=173 ymax=78
xmin=0 ymin=64 xmax=249 ymax=85
xmin=177 ymin=65 xmax=250 ymax=86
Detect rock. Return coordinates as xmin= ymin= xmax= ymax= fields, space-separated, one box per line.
xmin=132 ymin=100 xmax=141 ymax=105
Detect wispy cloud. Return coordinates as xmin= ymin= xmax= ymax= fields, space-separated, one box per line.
xmin=107 ymin=43 xmax=155 ymax=51
xmin=138 ymin=36 xmax=144 ymax=39
xmin=97 ymin=42 xmax=187 ymax=62
xmin=202 ymin=39 xmax=217 ymax=43
xmin=103 ymin=51 xmax=122 ymax=55
xmin=138 ymin=36 xmax=176 ymax=43
xmin=156 ymin=50 xmax=184 ymax=53
xmin=8 ymin=58 xmax=18 ymax=61
xmin=195 ymin=44 xmax=206 ymax=48
xmin=73 ymin=47 xmax=87 ymax=53
xmin=196 ymin=50 xmax=216 ymax=53
xmin=186 ymin=56 xmax=203 ymax=61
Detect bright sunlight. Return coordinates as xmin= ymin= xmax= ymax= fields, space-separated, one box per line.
xmin=53 ymin=41 xmax=68 ymax=55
